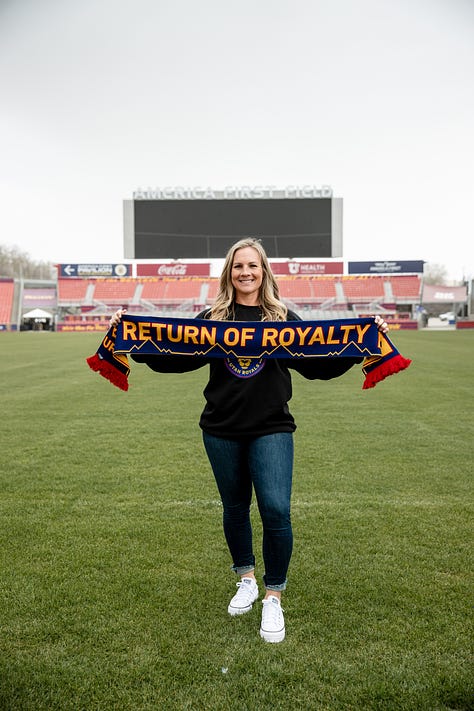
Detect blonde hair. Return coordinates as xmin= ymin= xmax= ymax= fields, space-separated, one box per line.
xmin=210 ymin=238 xmax=288 ymax=321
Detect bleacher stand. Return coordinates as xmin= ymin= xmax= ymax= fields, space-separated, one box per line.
xmin=340 ymin=276 xmax=385 ymax=302
xmin=139 ymin=279 xmax=167 ymax=303
xmin=389 ymin=275 xmax=422 ymax=301
xmin=0 ymin=279 xmax=14 ymax=328
xmin=277 ymin=277 xmax=314 ymax=304
xmin=57 ymin=278 xmax=93 ymax=305
xmin=141 ymin=278 xmax=205 ymax=308
xmin=92 ymin=279 xmax=138 ymax=305
xmin=51 ymin=273 xmax=426 ymax=330
xmin=1 ymin=268 xmax=457 ymax=332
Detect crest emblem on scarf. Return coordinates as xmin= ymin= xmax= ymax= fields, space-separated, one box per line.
xmin=224 ymin=355 xmax=266 ymax=378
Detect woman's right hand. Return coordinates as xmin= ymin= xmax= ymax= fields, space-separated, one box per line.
xmin=109 ymin=308 xmax=127 ymax=328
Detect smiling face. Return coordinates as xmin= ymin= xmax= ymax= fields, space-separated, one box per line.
xmin=231 ymin=246 xmax=263 ymax=305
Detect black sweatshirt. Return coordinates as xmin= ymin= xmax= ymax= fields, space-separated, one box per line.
xmin=131 ymin=303 xmax=363 ymax=438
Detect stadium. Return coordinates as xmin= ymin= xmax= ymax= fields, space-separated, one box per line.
xmin=1 ymin=188 xmax=473 ymax=710
xmin=0 ymin=189 xmax=472 ymax=332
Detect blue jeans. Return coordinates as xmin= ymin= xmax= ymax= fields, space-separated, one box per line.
xmin=202 ymin=431 xmax=294 ymax=592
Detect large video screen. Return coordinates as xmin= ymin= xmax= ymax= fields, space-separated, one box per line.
xmin=123 ymin=198 xmax=342 ymax=259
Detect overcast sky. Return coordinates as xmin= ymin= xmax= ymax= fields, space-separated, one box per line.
xmin=1 ymin=0 xmax=473 ymax=282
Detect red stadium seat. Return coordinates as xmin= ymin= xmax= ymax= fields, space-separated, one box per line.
xmin=93 ymin=279 xmax=138 ymax=304
xmin=0 ymin=279 xmax=14 ymax=323
xmin=57 ymin=278 xmax=91 ymax=303
xmin=140 ymin=279 xmax=167 ymax=302
xmin=340 ymin=276 xmax=385 ymax=302
xmin=389 ymin=275 xmax=422 ymax=299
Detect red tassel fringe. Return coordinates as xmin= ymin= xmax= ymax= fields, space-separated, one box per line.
xmin=362 ymin=354 xmax=412 ymax=390
xmin=86 ymin=354 xmax=129 ymax=391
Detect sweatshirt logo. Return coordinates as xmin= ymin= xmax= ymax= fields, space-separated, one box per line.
xmin=224 ymin=355 xmax=266 ymax=378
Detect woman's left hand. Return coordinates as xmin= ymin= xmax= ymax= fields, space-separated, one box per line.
xmin=374 ymin=315 xmax=389 ymax=333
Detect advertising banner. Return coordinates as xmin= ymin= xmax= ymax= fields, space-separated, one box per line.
xmin=422 ymin=284 xmax=467 ymax=303
xmin=22 ymin=288 xmax=57 ymax=308
xmin=59 ymin=264 xmax=132 ymax=278
xmin=270 ymin=261 xmax=343 ymax=275
xmin=136 ymin=263 xmax=211 ymax=277
xmin=348 ymin=261 xmax=424 ymax=274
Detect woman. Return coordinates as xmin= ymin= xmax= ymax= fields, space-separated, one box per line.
xmin=110 ymin=238 xmax=388 ymax=643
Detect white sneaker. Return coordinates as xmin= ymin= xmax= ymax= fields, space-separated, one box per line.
xmin=260 ymin=595 xmax=285 ymax=643
xmin=228 ymin=577 xmax=259 ymax=616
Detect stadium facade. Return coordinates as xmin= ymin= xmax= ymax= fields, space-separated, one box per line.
xmin=0 ymin=187 xmax=471 ymax=330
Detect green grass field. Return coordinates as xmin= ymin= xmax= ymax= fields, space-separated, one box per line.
xmin=0 ymin=329 xmax=472 ymax=710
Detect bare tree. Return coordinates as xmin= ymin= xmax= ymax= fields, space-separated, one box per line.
xmin=423 ymin=263 xmax=450 ymax=285
xmin=0 ymin=244 xmax=55 ymax=280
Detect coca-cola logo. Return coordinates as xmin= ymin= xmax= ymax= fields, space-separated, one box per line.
xmin=157 ymin=264 xmax=188 ymax=276
xmin=137 ymin=263 xmax=210 ymax=277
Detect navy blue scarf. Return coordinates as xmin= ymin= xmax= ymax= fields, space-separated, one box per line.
xmin=87 ymin=315 xmax=411 ymax=391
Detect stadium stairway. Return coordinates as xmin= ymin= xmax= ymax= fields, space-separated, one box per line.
xmin=133 ymin=282 xmax=144 ymax=303
xmin=85 ymin=282 xmax=96 ymax=306
xmin=199 ymin=282 xmax=210 ymax=305
xmin=335 ymin=281 xmax=346 ymax=303
xmin=384 ymin=280 xmax=394 ymax=301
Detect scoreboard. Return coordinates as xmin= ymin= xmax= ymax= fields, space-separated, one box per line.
xmin=123 ymin=188 xmax=342 ymax=260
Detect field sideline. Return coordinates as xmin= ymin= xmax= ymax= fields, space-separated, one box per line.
xmin=0 ymin=329 xmax=473 ymax=710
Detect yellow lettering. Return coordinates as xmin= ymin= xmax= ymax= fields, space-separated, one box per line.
xmin=183 ymin=325 xmax=199 ymax=344
xmin=279 ymin=327 xmax=295 ymax=346
xmin=138 ymin=322 xmax=151 ymax=340
xmin=223 ymin=327 xmax=240 ymax=346
xmin=262 ymin=328 xmax=278 ymax=347
xmin=167 ymin=324 xmax=183 ymax=342
xmin=296 ymin=326 xmax=312 ymax=345
xmin=150 ymin=323 xmax=166 ymax=340
xmin=240 ymin=327 xmax=256 ymax=346
xmin=326 ymin=325 xmax=340 ymax=344
xmin=122 ymin=321 xmax=137 ymax=340
xmin=356 ymin=323 xmax=371 ymax=341
xmin=308 ymin=326 xmax=325 ymax=345
xmin=340 ymin=324 xmax=356 ymax=344
xmin=103 ymin=336 xmax=115 ymax=351
xmin=379 ymin=333 xmax=393 ymax=356
xmin=200 ymin=326 xmax=216 ymax=345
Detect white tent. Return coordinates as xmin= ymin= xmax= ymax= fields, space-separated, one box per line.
xmin=22 ymin=308 xmax=52 ymax=319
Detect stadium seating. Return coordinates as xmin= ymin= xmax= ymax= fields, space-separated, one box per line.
xmin=0 ymin=267 xmax=439 ymax=334
xmin=57 ymin=278 xmax=92 ymax=303
xmin=92 ymin=279 xmax=138 ymax=304
xmin=276 ymin=276 xmax=338 ymax=304
xmin=161 ymin=279 xmax=204 ymax=303
xmin=310 ymin=278 xmax=338 ymax=300
xmin=206 ymin=280 xmax=219 ymax=301
xmin=340 ymin=276 xmax=385 ymax=302
xmin=51 ymin=273 xmax=425 ymax=327
xmin=277 ymin=277 xmax=314 ymax=301
xmin=0 ymin=279 xmax=14 ymax=323
xmin=140 ymin=279 xmax=167 ymax=302
xmin=389 ymin=275 xmax=422 ymax=300
xmin=142 ymin=278 xmax=205 ymax=304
